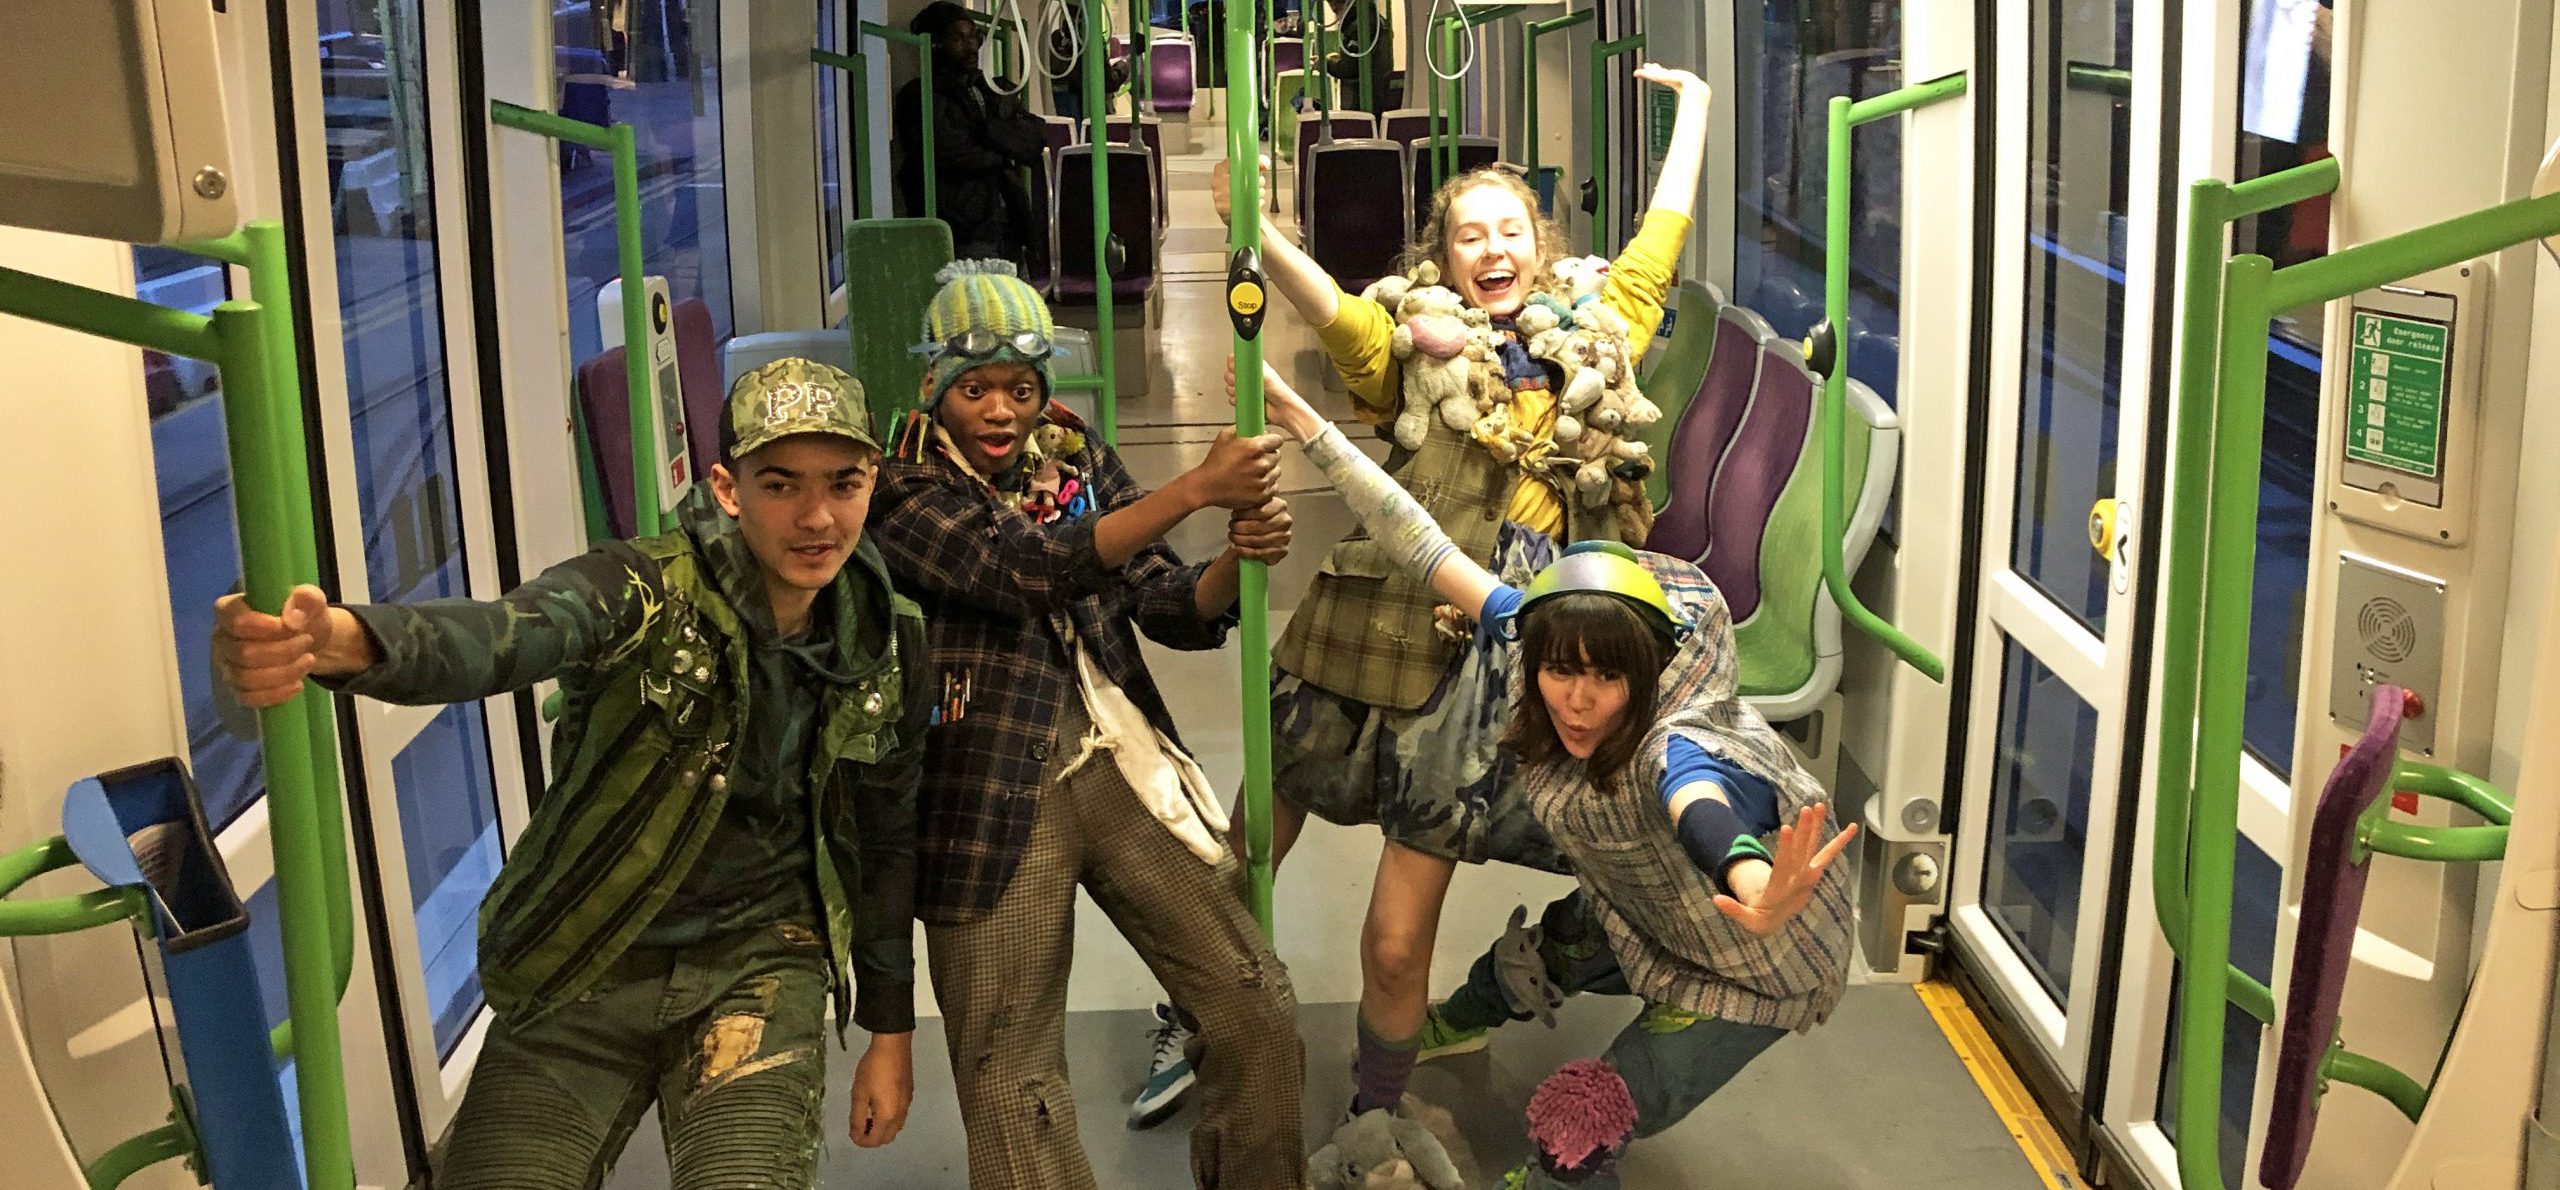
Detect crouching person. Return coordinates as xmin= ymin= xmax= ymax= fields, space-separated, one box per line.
xmin=869 ymin=261 xmax=1306 ymax=1189
xmin=213 ymin=360 xmax=927 ymax=1188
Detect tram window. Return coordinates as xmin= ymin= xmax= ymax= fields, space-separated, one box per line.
xmin=137 ymin=246 xmax=267 ymax=831
xmin=2011 ymin=0 xmax=2133 ymax=635
xmin=1729 ymin=1 xmax=1903 ymax=405
xmin=392 ymin=702 xmax=504 ymax=1058
xmin=2157 ymin=836 xmax=2283 ymax=1189
xmin=1981 ymin=642 xmax=2099 ymax=1002
xmin=2232 ymin=0 xmax=2331 ymax=778
xmin=554 ymin=0 xmax=735 ymax=364
xmin=817 ymin=0 xmax=847 ymax=297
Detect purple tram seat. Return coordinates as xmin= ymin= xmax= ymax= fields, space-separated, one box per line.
xmin=1105 ymin=117 xmax=1168 ymax=237
xmin=574 ymin=347 xmax=641 ymax=539
xmin=2261 ymin=686 xmax=2410 ymax=1190
xmin=1052 ymin=144 xmax=1159 ymax=305
xmin=1698 ymin=335 xmax=1818 ymax=626
xmin=1273 ymin=37 xmax=1305 ymax=76
xmin=1041 ymin=114 xmax=1081 ymax=151
xmin=669 ymin=297 xmax=725 ymax=480
xmin=1378 ymin=107 xmax=1449 ymax=151
xmin=1147 ymin=39 xmax=1196 ymax=114
xmin=1294 ymin=112 xmax=1377 ymax=226
xmin=1646 ymin=306 xmax=1777 ymax=564
xmin=1302 ymin=140 xmax=1409 ymax=294
xmin=1409 ymin=134 xmax=1501 ymax=220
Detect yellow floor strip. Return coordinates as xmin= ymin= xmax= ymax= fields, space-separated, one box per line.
xmin=1914 ymin=979 xmax=2092 ymax=1190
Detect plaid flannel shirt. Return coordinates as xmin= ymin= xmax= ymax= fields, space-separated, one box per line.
xmin=871 ymin=438 xmax=1236 ymax=924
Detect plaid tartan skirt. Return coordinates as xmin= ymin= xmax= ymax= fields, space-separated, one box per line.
xmin=1269 ymin=521 xmax=1569 ymax=872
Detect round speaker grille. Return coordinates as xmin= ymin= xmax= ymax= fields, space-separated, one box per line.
xmin=2358 ymin=597 xmax=2418 ymax=664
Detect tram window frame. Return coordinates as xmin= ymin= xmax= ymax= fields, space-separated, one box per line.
xmin=2229 ymin=0 xmax=2332 ymax=780
xmin=818 ymin=0 xmax=849 ymax=305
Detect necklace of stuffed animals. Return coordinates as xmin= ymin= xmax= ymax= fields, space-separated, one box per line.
xmin=923 ymin=412 xmax=1095 ymax=525
xmin=1360 ymin=256 xmax=1666 ymax=511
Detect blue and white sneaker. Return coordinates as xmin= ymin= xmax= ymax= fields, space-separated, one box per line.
xmin=1128 ymin=1002 xmax=1199 ymax=1129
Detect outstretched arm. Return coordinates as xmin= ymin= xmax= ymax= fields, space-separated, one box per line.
xmin=1245 ymin=360 xmax=1504 ymax=620
xmin=1635 ymin=65 xmax=1713 ymax=220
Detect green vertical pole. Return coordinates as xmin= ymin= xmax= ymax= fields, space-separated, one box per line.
xmin=2177 ymin=252 xmax=2276 ymax=1190
xmin=1084 ymin=0 xmax=1119 ymax=444
xmin=1136 ymin=0 xmax=1153 ymax=111
xmin=1523 ymin=23 xmax=1539 ymax=177
xmin=1590 ymin=36 xmax=1608 ymax=247
xmin=606 ymin=121 xmax=663 ymax=535
xmin=812 ymin=47 xmax=875 ymax=221
xmin=1359 ymin=1 xmax=1376 ymax=113
xmin=1228 ymin=0 xmax=1274 ymax=939
xmin=861 ymin=23 xmax=936 ymax=221
xmin=214 ymin=296 xmax=355 ymax=1190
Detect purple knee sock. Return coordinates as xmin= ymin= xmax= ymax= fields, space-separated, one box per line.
xmin=1351 ymin=1015 xmax=1421 ymax=1115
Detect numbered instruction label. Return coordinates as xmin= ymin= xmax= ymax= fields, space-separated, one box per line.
xmin=2344 ymin=310 xmax=2450 ymax=480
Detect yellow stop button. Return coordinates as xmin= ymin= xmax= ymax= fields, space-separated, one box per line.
xmin=1229 ymin=280 xmax=1265 ymax=317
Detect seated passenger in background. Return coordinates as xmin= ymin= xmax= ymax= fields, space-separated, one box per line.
xmin=213 ymin=360 xmax=927 ymax=1189
xmin=1252 ymin=361 xmax=1855 ymax=1189
xmin=867 ymin=261 xmax=1306 ymax=1190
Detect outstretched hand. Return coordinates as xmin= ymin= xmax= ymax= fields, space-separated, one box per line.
xmin=1631 ymin=62 xmax=1711 ymax=106
xmin=1209 ymin=154 xmax=1274 ymax=227
xmin=212 ymin=584 xmax=338 ymax=708
xmin=1225 ymin=355 xmax=1324 ymax=442
xmin=1712 ymin=805 xmax=1855 ymax=937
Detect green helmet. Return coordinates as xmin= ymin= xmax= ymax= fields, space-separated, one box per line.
xmin=1492 ymin=541 xmax=1693 ymax=645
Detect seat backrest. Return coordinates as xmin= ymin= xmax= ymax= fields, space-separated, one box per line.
xmin=844 ymin=218 xmax=954 ymax=442
xmin=1148 ymin=40 xmax=1195 ymax=111
xmin=1703 ymin=340 xmax=1819 ymax=624
xmin=670 ymin=297 xmax=723 ymax=478
xmin=1379 ymin=108 xmax=1445 ymax=147
xmin=1303 ymin=141 xmax=1408 ymax=291
xmin=1105 ymin=118 xmax=1167 ymax=232
xmin=1731 ymin=370 xmax=1899 ymax=718
xmin=1407 ymin=134 xmax=1500 ymax=216
xmin=721 ymin=330 xmax=856 ymax=393
xmin=574 ymin=346 xmax=639 ymax=540
xmin=1296 ymin=114 xmax=1380 ymax=224
xmin=1054 ymin=146 xmax=1159 ymax=291
xmin=1645 ymin=305 xmax=1776 ymax=563
xmin=1273 ymin=37 xmax=1305 ymax=75
xmin=2261 ymin=685 xmax=2409 ymax=1190
xmin=1635 ymin=280 xmax=1727 ymax=509
xmin=1042 ymin=114 xmax=1080 ymax=151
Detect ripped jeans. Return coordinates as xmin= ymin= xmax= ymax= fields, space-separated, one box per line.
xmin=926 ymin=701 xmax=1306 ymax=1189
xmin=438 ymin=921 xmax=833 ymax=1190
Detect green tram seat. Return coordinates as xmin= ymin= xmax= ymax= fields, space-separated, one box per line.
xmin=1633 ymin=279 xmax=1726 ymax=508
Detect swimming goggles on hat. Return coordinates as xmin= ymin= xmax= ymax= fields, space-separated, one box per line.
xmin=911 ymin=328 xmax=1054 ymax=360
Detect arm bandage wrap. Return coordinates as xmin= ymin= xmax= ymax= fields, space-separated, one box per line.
xmin=1301 ymin=423 xmax=1460 ymax=583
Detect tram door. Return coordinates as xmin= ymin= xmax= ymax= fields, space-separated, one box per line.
xmin=1948 ymin=0 xmax=2172 ymax=1095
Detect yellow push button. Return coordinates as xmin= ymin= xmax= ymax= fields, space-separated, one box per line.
xmin=1229 ymin=280 xmax=1265 ymax=317
xmin=2088 ymin=498 xmax=2117 ymax=558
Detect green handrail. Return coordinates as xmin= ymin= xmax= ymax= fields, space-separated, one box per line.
xmin=2323 ymin=1044 xmax=2431 ymax=1123
xmin=1587 ymin=33 xmax=1647 ymax=251
xmin=2164 ymin=170 xmax=2560 ymax=1188
xmin=1523 ymin=8 xmax=1595 ymax=183
xmin=1225 ymin=0 xmax=1273 ymax=936
xmin=861 ymin=21 xmax=937 ymax=222
xmin=2358 ymin=761 xmax=2512 ymax=864
xmin=1 ymin=221 xmax=360 ymax=1187
xmin=1815 ymin=75 xmax=1965 ymax=683
xmin=1425 ymin=6 xmax=1524 ymax=195
xmin=179 ymin=226 xmax=360 ymax=1061
xmin=490 ymin=101 xmax=666 ymax=537
xmin=0 ymin=836 xmax=149 ymax=937
xmin=82 ymin=1118 xmax=198 ymax=1190
xmin=810 ymin=47 xmax=873 ymax=222
xmin=1130 ymin=0 xmax=1152 ymax=111
xmin=1081 ymin=0 xmax=1119 ymax=445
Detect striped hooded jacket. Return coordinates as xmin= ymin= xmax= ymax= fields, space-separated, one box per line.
xmin=329 ymin=489 xmax=931 ymax=1035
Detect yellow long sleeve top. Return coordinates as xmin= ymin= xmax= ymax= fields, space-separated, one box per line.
xmin=1312 ymin=209 xmax=1693 ymax=536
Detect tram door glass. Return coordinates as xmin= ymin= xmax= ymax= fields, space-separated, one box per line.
xmin=818 ymin=0 xmax=847 ymax=297
xmin=2232 ymin=0 xmax=2331 ymax=777
xmin=136 ymin=247 xmax=267 ymax=831
xmin=1728 ymin=0 xmax=1904 ymax=404
xmin=2156 ymin=837 xmax=2284 ymax=1189
xmin=554 ymin=0 xmax=735 ymax=363
xmin=316 ymin=0 xmax=506 ymax=1062
xmin=1952 ymin=0 xmax=2164 ymax=1080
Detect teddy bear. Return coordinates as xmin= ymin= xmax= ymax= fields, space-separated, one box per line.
xmin=1367 ymin=278 xmax=1478 ymax=451
xmin=1307 ymin=1096 xmax=1478 ymax=1190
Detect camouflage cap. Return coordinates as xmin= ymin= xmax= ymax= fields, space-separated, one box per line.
xmin=721 ymin=357 xmax=879 ymax=461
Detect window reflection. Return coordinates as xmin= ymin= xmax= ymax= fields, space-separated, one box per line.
xmin=137 ymin=247 xmax=267 ymax=830
xmin=1730 ymin=0 xmax=1903 ymax=405
xmin=554 ymin=0 xmax=734 ymax=364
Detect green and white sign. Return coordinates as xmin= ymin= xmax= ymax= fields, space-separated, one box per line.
xmin=1649 ymin=88 xmax=1676 ymax=161
xmin=2344 ymin=310 xmax=2451 ymax=480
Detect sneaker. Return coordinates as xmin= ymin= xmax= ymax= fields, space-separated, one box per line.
xmin=1127 ymin=1003 xmax=1198 ymax=1129
xmin=1415 ymin=1006 xmax=1489 ymax=1062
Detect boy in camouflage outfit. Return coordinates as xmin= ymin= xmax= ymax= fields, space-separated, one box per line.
xmin=213 ymin=360 xmax=929 ymax=1188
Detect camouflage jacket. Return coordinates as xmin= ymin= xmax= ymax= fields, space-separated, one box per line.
xmin=331 ymin=490 xmax=930 ymax=1035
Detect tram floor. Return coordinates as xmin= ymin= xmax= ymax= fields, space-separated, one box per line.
xmin=594 ymin=986 xmax=2052 ymax=1188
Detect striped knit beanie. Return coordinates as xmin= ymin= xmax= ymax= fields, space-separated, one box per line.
xmin=918 ymin=259 xmax=1056 ymax=411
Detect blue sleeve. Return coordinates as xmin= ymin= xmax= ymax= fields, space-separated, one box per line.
xmin=1473 ymin=583 xmax=1527 ymax=646
xmin=1662 ymin=737 xmax=1783 ymax=835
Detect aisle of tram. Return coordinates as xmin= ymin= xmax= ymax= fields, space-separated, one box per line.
xmin=593 ymin=123 xmax=2061 ymax=1190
